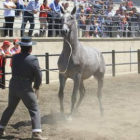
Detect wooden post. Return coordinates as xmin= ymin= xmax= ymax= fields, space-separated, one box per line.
xmin=137 ymin=50 xmax=140 ymax=74
xmin=45 ymin=53 xmax=49 ymax=84
xmin=2 ymin=57 xmax=5 ymax=89
xmin=112 ymin=50 xmax=115 ymax=77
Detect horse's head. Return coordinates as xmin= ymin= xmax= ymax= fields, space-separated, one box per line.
xmin=61 ymin=6 xmax=76 ymax=37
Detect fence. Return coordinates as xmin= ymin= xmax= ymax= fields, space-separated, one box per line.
xmin=1 ymin=50 xmax=140 ymax=89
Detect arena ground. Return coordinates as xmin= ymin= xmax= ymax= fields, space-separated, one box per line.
xmin=0 ymin=73 xmax=140 ymax=140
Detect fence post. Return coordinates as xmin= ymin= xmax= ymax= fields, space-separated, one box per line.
xmin=137 ymin=50 xmax=140 ymax=74
xmin=45 ymin=53 xmax=49 ymax=84
xmin=52 ymin=12 xmax=55 ymax=37
xmin=2 ymin=57 xmax=6 ymax=89
xmin=112 ymin=50 xmax=115 ymax=77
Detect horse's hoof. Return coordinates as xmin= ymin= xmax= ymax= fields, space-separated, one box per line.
xmin=100 ymin=111 xmax=104 ymax=117
xmin=66 ymin=115 xmax=73 ymax=121
xmin=60 ymin=108 xmax=64 ymax=113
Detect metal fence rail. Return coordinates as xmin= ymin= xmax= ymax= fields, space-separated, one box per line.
xmin=0 ymin=50 xmax=140 ymax=89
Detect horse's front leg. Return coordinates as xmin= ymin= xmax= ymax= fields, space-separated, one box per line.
xmin=70 ymin=72 xmax=81 ymax=115
xmin=58 ymin=73 xmax=67 ymax=113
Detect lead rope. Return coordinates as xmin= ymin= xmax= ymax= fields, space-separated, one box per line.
xmin=41 ymin=39 xmax=72 ymax=74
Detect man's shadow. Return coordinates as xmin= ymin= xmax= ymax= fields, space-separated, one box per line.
xmin=11 ymin=112 xmax=67 ymax=129
xmin=0 ymin=136 xmax=31 ymax=140
xmin=0 ymin=113 xmax=67 ymax=139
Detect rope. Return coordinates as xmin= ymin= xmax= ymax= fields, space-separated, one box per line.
xmin=41 ymin=39 xmax=72 ymax=74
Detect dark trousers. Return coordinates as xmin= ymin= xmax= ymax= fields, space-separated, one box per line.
xmin=47 ymin=14 xmax=62 ymax=37
xmin=15 ymin=2 xmax=24 ymax=17
xmin=47 ymin=14 xmax=53 ymax=37
xmin=21 ymin=11 xmax=35 ymax=37
xmin=0 ymin=80 xmax=41 ymax=130
xmin=54 ymin=18 xmax=62 ymax=37
xmin=4 ymin=16 xmax=14 ymax=37
xmin=106 ymin=23 xmax=112 ymax=37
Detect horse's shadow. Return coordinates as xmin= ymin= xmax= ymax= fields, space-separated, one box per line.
xmin=11 ymin=112 xmax=67 ymax=129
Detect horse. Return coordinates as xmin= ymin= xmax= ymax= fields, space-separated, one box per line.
xmin=57 ymin=6 xmax=106 ymax=117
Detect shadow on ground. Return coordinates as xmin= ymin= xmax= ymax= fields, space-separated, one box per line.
xmin=11 ymin=112 xmax=67 ymax=129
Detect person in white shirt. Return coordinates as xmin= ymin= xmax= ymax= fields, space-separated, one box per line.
xmin=3 ymin=0 xmax=16 ymax=37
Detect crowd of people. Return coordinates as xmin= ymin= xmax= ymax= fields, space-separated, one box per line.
xmin=77 ymin=0 xmax=140 ymax=37
xmin=1 ymin=0 xmax=140 ymax=38
xmin=2 ymin=0 xmax=64 ymax=37
xmin=0 ymin=39 xmax=20 ymax=88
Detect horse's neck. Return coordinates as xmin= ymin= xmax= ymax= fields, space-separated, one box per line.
xmin=63 ymin=26 xmax=79 ymax=53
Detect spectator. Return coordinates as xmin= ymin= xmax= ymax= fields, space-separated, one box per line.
xmin=78 ymin=9 xmax=86 ymax=37
xmin=62 ymin=2 xmax=70 ymax=13
xmin=76 ymin=4 xmax=84 ymax=20
xmin=105 ymin=6 xmax=114 ymax=37
xmin=14 ymin=0 xmax=25 ymax=17
xmin=0 ymin=41 xmax=12 ymax=57
xmin=0 ymin=41 xmax=12 ymax=87
xmin=90 ymin=15 xmax=102 ymax=37
xmin=0 ymin=40 xmax=11 ymax=87
xmin=125 ymin=12 xmax=131 ymax=37
xmin=106 ymin=0 xmax=113 ymax=9
xmin=94 ymin=15 xmax=102 ymax=37
xmin=114 ymin=10 xmax=121 ymax=37
xmin=130 ymin=7 xmax=139 ymax=37
xmin=127 ymin=0 xmax=133 ymax=10
xmin=10 ymin=39 xmax=21 ymax=67
xmin=48 ymin=0 xmax=62 ymax=37
xmin=39 ymin=0 xmax=51 ymax=37
xmin=93 ymin=0 xmax=103 ymax=10
xmin=10 ymin=39 xmax=21 ymax=55
xmin=85 ymin=7 xmax=92 ymax=37
xmin=121 ymin=2 xmax=127 ymax=11
xmin=3 ymin=0 xmax=16 ymax=37
xmin=21 ymin=0 xmax=40 ymax=37
xmin=120 ymin=10 xmax=129 ymax=37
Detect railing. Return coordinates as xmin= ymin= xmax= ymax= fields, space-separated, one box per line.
xmin=0 ymin=6 xmax=140 ymax=38
xmin=46 ymin=50 xmax=139 ymax=82
xmin=1 ymin=50 xmax=140 ymax=89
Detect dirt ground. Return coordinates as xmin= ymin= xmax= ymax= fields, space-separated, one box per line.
xmin=0 ymin=73 xmax=140 ymax=140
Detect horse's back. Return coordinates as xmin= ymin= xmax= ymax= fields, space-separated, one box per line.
xmin=79 ymin=45 xmax=105 ymax=79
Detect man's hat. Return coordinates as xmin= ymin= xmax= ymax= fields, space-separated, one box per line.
xmin=3 ymin=40 xmax=11 ymax=46
xmin=17 ymin=37 xmax=37 ymax=46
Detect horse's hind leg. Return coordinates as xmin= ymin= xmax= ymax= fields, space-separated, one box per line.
xmin=75 ymin=81 xmax=85 ymax=111
xmin=58 ymin=73 xmax=67 ymax=113
xmin=94 ymin=72 xmax=104 ymax=116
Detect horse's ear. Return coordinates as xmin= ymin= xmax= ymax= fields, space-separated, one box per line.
xmin=60 ymin=6 xmax=65 ymax=14
xmin=71 ymin=6 xmax=76 ymax=15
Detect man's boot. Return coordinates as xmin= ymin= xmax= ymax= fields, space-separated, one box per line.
xmin=0 ymin=128 xmax=6 ymax=138
xmin=32 ymin=132 xmax=48 ymax=140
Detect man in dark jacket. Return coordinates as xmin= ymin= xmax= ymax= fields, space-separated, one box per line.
xmin=0 ymin=37 xmax=47 ymax=140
